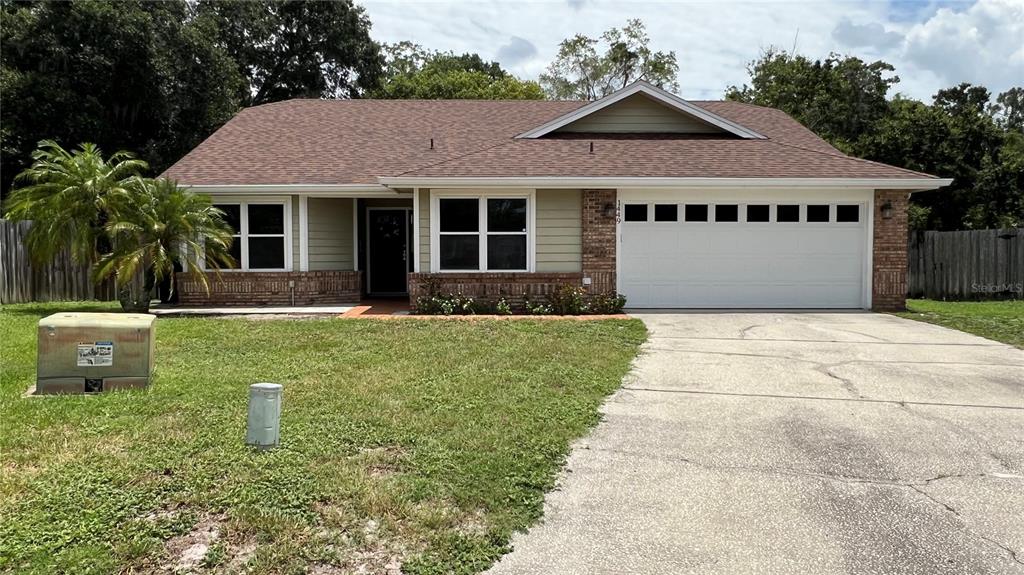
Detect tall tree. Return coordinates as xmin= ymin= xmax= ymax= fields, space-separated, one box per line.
xmin=540 ymin=19 xmax=678 ymax=100
xmin=0 ymin=0 xmax=242 ymax=197
xmin=373 ymin=42 xmax=543 ymax=100
xmin=195 ymin=0 xmax=384 ymax=106
xmin=727 ymin=48 xmax=897 ymax=151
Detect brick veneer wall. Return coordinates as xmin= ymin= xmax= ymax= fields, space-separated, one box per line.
xmin=872 ymin=190 xmax=910 ymax=311
xmin=407 ymin=272 xmax=584 ymax=311
xmin=176 ymin=271 xmax=362 ymax=306
xmin=581 ymin=189 xmax=617 ymax=294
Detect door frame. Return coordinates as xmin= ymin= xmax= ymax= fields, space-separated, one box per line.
xmin=365 ymin=207 xmax=412 ymax=296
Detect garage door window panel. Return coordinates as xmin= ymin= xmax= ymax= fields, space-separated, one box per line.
xmin=746 ymin=205 xmax=770 ymax=223
xmin=685 ymin=204 xmax=709 ymax=222
xmin=807 ymin=205 xmax=830 ymax=223
xmin=654 ymin=204 xmax=678 ymax=222
xmin=624 ymin=204 xmax=648 ymax=222
xmin=836 ymin=204 xmax=860 ymax=223
xmin=715 ymin=205 xmax=739 ymax=222
xmin=777 ymin=204 xmax=800 ymax=223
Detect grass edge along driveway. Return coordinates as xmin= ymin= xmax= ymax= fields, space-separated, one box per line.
xmin=0 ymin=302 xmax=646 ymax=575
xmin=898 ymin=299 xmax=1024 ymax=348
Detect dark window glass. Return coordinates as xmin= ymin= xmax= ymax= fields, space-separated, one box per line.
xmin=248 ymin=237 xmax=285 ymax=269
xmin=746 ymin=205 xmax=770 ymax=222
xmin=836 ymin=205 xmax=860 ymax=222
xmin=807 ymin=204 xmax=830 ymax=222
xmin=248 ymin=204 xmax=284 ymax=234
xmin=624 ymin=204 xmax=647 ymax=222
xmin=685 ymin=204 xmax=708 ymax=222
xmin=654 ymin=204 xmax=678 ymax=222
xmin=439 ymin=235 xmax=479 ymax=270
xmin=715 ymin=204 xmax=739 ymax=222
xmin=487 ymin=235 xmax=527 ymax=270
xmin=777 ymin=204 xmax=800 ymax=222
xmin=487 ymin=198 xmax=527 ymax=232
xmin=440 ymin=199 xmax=479 ymax=232
xmin=214 ymin=204 xmax=240 ymax=233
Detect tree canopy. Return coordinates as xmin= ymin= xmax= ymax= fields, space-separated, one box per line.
xmin=1 ymin=0 xmax=384 ymax=199
xmin=194 ymin=0 xmax=383 ymax=106
xmin=1 ymin=0 xmax=242 ymax=198
xmin=540 ymin=19 xmax=678 ymax=100
xmin=372 ymin=42 xmax=543 ymax=100
xmin=729 ymin=49 xmax=1023 ymax=230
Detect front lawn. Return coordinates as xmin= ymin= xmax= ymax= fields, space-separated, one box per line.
xmin=0 ymin=303 xmax=645 ymax=574
xmin=899 ymin=299 xmax=1024 ymax=348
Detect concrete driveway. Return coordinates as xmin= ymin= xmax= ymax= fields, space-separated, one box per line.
xmin=488 ymin=312 xmax=1024 ymax=575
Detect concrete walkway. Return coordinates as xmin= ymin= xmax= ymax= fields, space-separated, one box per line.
xmin=488 ymin=312 xmax=1024 ymax=575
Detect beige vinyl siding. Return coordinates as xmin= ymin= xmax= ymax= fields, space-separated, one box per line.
xmin=419 ymin=188 xmax=430 ymax=271
xmin=535 ymin=189 xmax=582 ymax=272
xmin=307 ymin=198 xmax=354 ymax=271
xmin=556 ymin=93 xmax=721 ymax=134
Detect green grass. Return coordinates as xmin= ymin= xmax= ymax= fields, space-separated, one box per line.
xmin=0 ymin=303 xmax=646 ymax=574
xmin=898 ymin=299 xmax=1024 ymax=348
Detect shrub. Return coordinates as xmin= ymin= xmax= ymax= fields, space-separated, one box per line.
xmin=547 ymin=284 xmax=589 ymax=315
xmin=495 ymin=298 xmax=513 ymax=315
xmin=416 ymin=293 xmax=477 ymax=315
xmin=590 ymin=291 xmax=628 ymax=314
xmin=524 ymin=298 xmax=553 ymax=315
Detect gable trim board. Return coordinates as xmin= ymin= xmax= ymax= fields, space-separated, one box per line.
xmin=517 ymin=81 xmax=767 ymax=140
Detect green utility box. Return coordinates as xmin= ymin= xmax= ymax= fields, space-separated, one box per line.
xmin=36 ymin=312 xmax=156 ymax=394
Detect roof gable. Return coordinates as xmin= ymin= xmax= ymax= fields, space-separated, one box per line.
xmin=517 ymin=81 xmax=766 ymax=139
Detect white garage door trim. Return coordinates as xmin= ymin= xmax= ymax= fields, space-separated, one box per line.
xmin=615 ymin=189 xmax=874 ymax=309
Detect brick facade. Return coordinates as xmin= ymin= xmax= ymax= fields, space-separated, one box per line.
xmin=407 ymin=272 xmax=584 ymax=311
xmin=872 ymin=190 xmax=910 ymax=311
xmin=176 ymin=271 xmax=361 ymax=306
xmin=581 ymin=189 xmax=617 ymax=294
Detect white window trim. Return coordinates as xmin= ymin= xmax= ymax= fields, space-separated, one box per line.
xmin=429 ymin=189 xmax=536 ymax=273
xmin=205 ymin=196 xmax=293 ymax=272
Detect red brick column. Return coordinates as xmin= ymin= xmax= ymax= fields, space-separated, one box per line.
xmin=582 ymin=189 xmax=617 ymax=294
xmin=872 ymin=190 xmax=910 ymax=311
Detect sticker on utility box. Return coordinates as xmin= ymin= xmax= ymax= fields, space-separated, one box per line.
xmin=77 ymin=341 xmax=113 ymax=366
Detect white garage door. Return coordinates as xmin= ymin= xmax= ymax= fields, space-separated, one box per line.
xmin=619 ymin=197 xmax=869 ymax=308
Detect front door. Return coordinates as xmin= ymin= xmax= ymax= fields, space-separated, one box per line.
xmin=367 ymin=209 xmax=411 ymax=295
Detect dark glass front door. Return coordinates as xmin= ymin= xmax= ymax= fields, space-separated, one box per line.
xmin=367 ymin=209 xmax=411 ymax=294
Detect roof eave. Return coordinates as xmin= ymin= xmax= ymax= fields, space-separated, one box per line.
xmin=377 ymin=176 xmax=954 ymax=191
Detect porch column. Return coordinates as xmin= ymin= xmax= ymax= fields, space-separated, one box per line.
xmin=872 ymin=189 xmax=910 ymax=311
xmin=581 ymin=189 xmax=617 ymax=294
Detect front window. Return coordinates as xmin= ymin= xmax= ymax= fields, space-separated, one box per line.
xmin=211 ymin=201 xmax=289 ymax=270
xmin=435 ymin=195 xmax=530 ymax=272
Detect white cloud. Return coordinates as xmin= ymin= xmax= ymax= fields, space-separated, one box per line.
xmin=360 ymin=0 xmax=1024 ymax=101
xmin=899 ymin=0 xmax=1024 ymax=98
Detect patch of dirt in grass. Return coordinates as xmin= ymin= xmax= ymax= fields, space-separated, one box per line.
xmin=161 ymin=515 xmax=222 ymax=572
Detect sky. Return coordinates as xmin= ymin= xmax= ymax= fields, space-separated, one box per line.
xmin=360 ymin=0 xmax=1024 ymax=101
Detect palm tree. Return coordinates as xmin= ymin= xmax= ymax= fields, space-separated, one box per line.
xmin=96 ymin=178 xmax=236 ymax=312
xmin=3 ymin=140 xmax=149 ymax=264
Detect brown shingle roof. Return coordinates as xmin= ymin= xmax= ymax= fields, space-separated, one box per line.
xmin=162 ymin=99 xmax=937 ymax=185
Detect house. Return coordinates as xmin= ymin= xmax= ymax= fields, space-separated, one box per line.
xmin=163 ymin=81 xmax=951 ymax=311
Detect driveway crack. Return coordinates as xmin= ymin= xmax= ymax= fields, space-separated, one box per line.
xmin=910 ymin=484 xmax=1024 ymax=566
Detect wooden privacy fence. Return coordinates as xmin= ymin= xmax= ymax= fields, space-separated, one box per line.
xmin=0 ymin=219 xmax=118 ymax=304
xmin=908 ymin=228 xmax=1024 ymax=300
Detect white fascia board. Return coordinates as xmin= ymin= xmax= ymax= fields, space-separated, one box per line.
xmin=181 ymin=183 xmax=399 ymax=196
xmin=516 ymin=81 xmax=766 ymax=140
xmin=377 ymin=177 xmax=954 ymax=191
